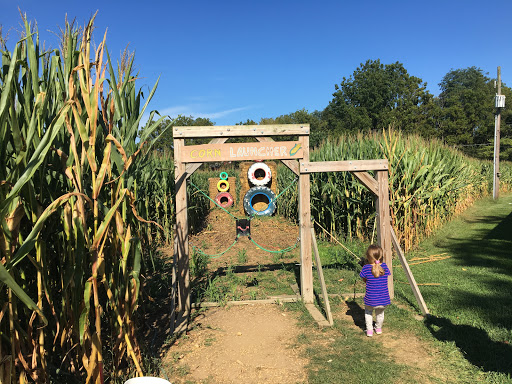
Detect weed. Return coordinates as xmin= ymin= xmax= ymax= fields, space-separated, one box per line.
xmin=237 ymin=249 xmax=248 ymax=264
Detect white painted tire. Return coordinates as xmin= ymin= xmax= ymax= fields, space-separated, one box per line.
xmin=247 ymin=162 xmax=272 ymax=186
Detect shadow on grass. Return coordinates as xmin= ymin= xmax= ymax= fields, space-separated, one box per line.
xmin=345 ymin=301 xmax=365 ymax=331
xmin=425 ymin=315 xmax=512 ymax=375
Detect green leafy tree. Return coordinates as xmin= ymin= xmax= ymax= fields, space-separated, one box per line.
xmin=149 ymin=115 xmax=215 ymax=151
xmin=260 ymin=108 xmax=325 ymax=146
xmin=323 ymin=59 xmax=436 ymax=137
xmin=437 ymin=67 xmax=512 ymax=159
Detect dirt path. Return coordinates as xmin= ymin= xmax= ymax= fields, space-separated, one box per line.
xmin=161 ymin=210 xmax=449 ymax=383
xmin=165 ymin=304 xmax=307 ymax=384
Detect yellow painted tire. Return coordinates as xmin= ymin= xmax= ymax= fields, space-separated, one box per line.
xmin=217 ymin=179 xmax=230 ymax=192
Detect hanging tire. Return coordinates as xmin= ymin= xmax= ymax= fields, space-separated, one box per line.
xmin=215 ymin=192 xmax=234 ymax=208
xmin=243 ymin=186 xmax=276 ymax=216
xmin=217 ymin=179 xmax=230 ymax=192
xmin=247 ymin=162 xmax=272 ymax=186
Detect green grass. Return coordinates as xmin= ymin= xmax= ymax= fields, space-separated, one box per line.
xmin=393 ymin=193 xmax=512 ymax=381
xmin=300 ymin=193 xmax=512 ymax=383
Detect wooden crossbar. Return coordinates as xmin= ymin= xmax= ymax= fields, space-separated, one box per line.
xmin=300 ymin=159 xmax=388 ymax=173
xmin=173 ymin=124 xmax=310 ymax=138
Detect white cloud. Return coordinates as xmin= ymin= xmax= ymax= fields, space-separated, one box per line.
xmin=140 ymin=104 xmax=256 ymax=128
xmin=158 ymin=104 xmax=254 ymax=120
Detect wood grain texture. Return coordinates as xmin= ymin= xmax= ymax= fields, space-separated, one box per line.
xmin=173 ymin=124 xmax=310 ymax=138
xmin=376 ymin=170 xmax=393 ymax=299
xmin=299 ymin=135 xmax=313 ymax=303
xmin=390 ymin=227 xmax=429 ymax=315
xmin=300 ymin=159 xmax=388 ymax=173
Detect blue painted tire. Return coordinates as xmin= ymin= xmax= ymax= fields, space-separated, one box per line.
xmin=219 ymin=172 xmax=229 ymax=180
xmin=243 ymin=186 xmax=276 ymax=216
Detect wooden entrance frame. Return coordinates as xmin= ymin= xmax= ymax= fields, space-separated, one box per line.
xmin=173 ymin=124 xmax=428 ymax=330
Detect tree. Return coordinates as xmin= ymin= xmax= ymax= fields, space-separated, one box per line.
xmin=437 ymin=67 xmax=512 ymax=159
xmin=148 ymin=115 xmax=215 ymax=151
xmin=323 ymin=59 xmax=436 ymax=137
xmin=259 ymin=108 xmax=325 ymax=146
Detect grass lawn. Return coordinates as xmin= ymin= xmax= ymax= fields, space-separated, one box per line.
xmin=303 ymin=193 xmax=512 ymax=383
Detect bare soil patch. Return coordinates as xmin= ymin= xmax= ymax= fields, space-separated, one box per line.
xmin=164 ymin=304 xmax=307 ymax=384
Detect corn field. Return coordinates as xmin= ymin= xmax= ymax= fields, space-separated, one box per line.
xmin=2 ymin=13 xmax=512 ymax=384
xmin=277 ymin=129 xmax=512 ymax=251
xmin=0 ymin=15 xmax=167 ymax=383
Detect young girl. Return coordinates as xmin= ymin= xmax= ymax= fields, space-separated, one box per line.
xmin=359 ymin=245 xmax=391 ymax=337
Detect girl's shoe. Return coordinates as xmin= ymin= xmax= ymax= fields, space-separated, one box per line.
xmin=366 ymin=330 xmax=373 ymax=337
xmin=375 ymin=328 xmax=382 ymax=335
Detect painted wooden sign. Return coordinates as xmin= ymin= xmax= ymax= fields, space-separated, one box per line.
xmin=181 ymin=141 xmax=303 ymax=163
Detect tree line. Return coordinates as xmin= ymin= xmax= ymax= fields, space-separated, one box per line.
xmin=152 ymin=59 xmax=512 ymax=160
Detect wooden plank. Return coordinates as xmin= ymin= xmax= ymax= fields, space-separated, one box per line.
xmin=256 ymin=137 xmax=299 ymax=175
xmin=185 ymin=137 xmax=229 ymax=176
xmin=174 ymin=138 xmax=190 ymax=314
xmin=191 ymin=295 xmax=300 ymax=308
xmin=376 ymin=170 xmax=393 ymax=299
xmin=311 ymin=226 xmax=333 ymax=325
xmin=390 ymin=228 xmax=429 ymax=315
xmin=181 ymin=141 xmax=303 ymax=163
xmin=351 ymin=171 xmax=378 ymax=195
xmin=169 ymin=225 xmax=178 ymax=334
xmin=300 ymin=159 xmax=388 ymax=173
xmin=173 ymin=124 xmax=310 ymax=138
xmin=299 ymin=135 xmax=314 ymax=303
xmin=305 ymin=303 xmax=331 ymax=327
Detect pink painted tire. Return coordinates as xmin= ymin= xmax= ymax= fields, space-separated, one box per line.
xmin=214 ymin=192 xmax=234 ymax=208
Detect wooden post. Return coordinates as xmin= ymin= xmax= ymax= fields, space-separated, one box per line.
xmin=376 ymin=170 xmax=393 ymax=299
xmin=170 ymin=225 xmax=178 ymax=333
xmin=173 ymin=138 xmax=190 ymax=315
xmin=299 ymin=135 xmax=313 ymax=303
xmin=493 ymin=66 xmax=502 ymax=200
xmin=311 ymin=225 xmax=333 ymax=325
xmin=390 ymin=228 xmax=429 ymax=315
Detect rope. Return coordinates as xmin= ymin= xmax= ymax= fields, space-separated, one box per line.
xmin=192 ymin=236 xmax=239 ymax=259
xmin=313 ymin=220 xmax=360 ymax=260
xmin=267 ymin=178 xmax=298 ymax=208
xmin=250 ymin=236 xmax=300 ymax=254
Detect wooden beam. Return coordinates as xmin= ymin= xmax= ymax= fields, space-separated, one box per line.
xmin=299 ymin=135 xmax=314 ymax=303
xmin=173 ymin=138 xmax=190 ymax=314
xmin=191 ymin=295 xmax=300 ymax=308
xmin=256 ymin=137 xmax=299 ymax=175
xmin=376 ymin=170 xmax=393 ymax=299
xmin=173 ymin=124 xmax=310 ymax=138
xmin=350 ymin=171 xmax=378 ymax=195
xmin=311 ymin=226 xmax=333 ymax=325
xmin=181 ymin=141 xmax=303 ymax=163
xmin=185 ymin=137 xmax=229 ymax=176
xmin=300 ymin=159 xmax=388 ymax=173
xmin=305 ymin=303 xmax=331 ymax=327
xmin=390 ymin=228 xmax=429 ymax=316
xmin=170 ymin=225 xmax=178 ymax=334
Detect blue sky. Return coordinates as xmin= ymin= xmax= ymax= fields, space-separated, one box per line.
xmin=1 ymin=0 xmax=511 ymax=126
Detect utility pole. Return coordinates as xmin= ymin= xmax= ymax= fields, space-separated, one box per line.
xmin=493 ymin=67 xmax=505 ymax=200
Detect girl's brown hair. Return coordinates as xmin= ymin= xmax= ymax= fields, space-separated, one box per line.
xmin=366 ymin=245 xmax=385 ymax=278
